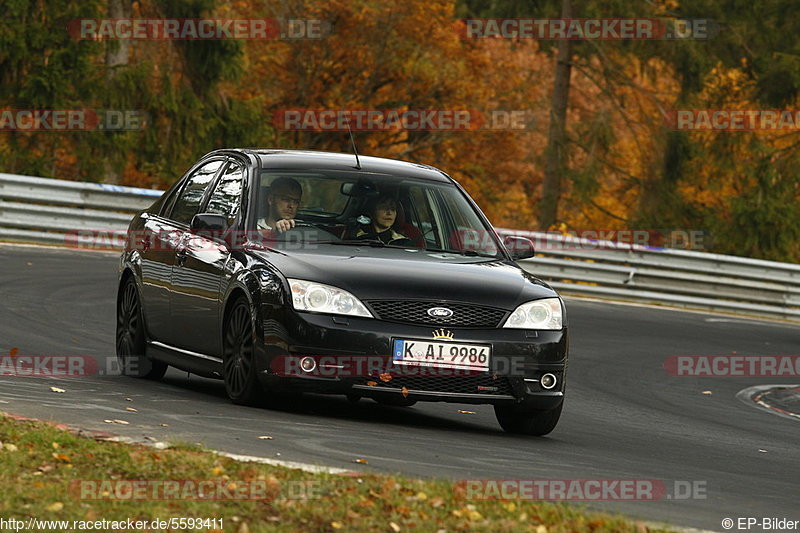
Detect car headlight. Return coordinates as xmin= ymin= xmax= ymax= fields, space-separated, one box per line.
xmin=288 ymin=279 xmax=373 ymax=318
xmin=502 ymin=298 xmax=563 ymax=329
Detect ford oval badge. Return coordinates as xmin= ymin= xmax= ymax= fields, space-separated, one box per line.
xmin=427 ymin=307 xmax=453 ymax=318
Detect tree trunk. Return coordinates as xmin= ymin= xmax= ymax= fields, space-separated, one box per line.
xmin=103 ymin=0 xmax=132 ymax=184
xmin=539 ymin=0 xmax=573 ymax=228
xmin=105 ymin=0 xmax=131 ymax=75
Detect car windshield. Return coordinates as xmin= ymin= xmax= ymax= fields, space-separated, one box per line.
xmin=251 ymin=169 xmax=501 ymax=257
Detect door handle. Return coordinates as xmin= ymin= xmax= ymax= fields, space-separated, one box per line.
xmin=176 ymin=248 xmax=188 ymax=266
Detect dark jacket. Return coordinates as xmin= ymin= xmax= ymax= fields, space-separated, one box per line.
xmin=354 ymin=226 xmax=413 ymax=246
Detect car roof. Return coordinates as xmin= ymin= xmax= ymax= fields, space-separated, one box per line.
xmin=207 ymin=148 xmax=453 ymax=183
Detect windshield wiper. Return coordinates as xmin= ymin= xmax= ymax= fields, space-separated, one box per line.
xmin=318 ymin=239 xmax=387 ymax=247
xmin=425 ymin=247 xmax=496 ymax=258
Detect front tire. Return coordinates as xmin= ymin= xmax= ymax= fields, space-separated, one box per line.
xmin=494 ymin=402 xmax=562 ymax=436
xmin=116 ymin=277 xmax=167 ymax=380
xmin=223 ymin=298 xmax=264 ymax=405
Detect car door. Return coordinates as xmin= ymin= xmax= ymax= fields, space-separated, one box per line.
xmin=170 ymin=158 xmax=245 ymax=356
xmin=138 ymin=173 xmax=196 ymax=343
xmin=157 ymin=158 xmax=226 ymax=348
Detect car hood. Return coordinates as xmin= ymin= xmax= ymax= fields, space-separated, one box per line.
xmin=250 ymin=245 xmax=557 ymax=309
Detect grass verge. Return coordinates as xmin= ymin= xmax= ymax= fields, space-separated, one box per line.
xmin=0 ymin=413 xmax=670 ymax=532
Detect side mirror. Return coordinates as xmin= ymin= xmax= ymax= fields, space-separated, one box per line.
xmin=190 ymin=213 xmax=229 ymax=243
xmin=503 ymin=235 xmax=535 ymax=261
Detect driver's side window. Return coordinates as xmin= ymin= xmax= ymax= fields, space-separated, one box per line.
xmin=169 ymin=160 xmax=224 ymax=225
xmin=205 ymin=161 xmax=244 ymax=227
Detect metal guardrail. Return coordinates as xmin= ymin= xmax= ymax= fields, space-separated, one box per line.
xmin=500 ymin=230 xmax=800 ymax=321
xmin=0 ymin=173 xmax=160 ymax=246
xmin=1 ymin=172 xmax=799 ymax=322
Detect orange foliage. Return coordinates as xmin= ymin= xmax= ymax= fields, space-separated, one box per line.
xmin=55 ymin=0 xmax=690 ymax=232
xmin=228 ymin=0 xmax=685 ymax=230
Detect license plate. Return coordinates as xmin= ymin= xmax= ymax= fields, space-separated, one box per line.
xmin=392 ymin=339 xmax=491 ymax=371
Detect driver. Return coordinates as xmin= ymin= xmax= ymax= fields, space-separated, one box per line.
xmin=257 ymin=177 xmax=302 ymax=233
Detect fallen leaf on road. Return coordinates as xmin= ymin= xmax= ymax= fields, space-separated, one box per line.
xmin=125 ymin=407 xmax=137 ymax=412
xmin=50 ymin=387 xmax=66 ymax=393
xmin=353 ymin=458 xmax=368 ymax=464
xmin=125 ymin=398 xmax=133 ymax=401
xmin=701 ymin=390 xmax=713 ymax=395
xmin=758 ymin=449 xmax=768 ymax=453
xmin=258 ymin=436 xmax=273 ymax=440
xmin=159 ymin=423 xmax=169 ymax=427
xmin=458 ymin=410 xmax=476 ymax=414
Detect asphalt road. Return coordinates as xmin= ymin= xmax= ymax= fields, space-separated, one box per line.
xmin=1 ymin=244 xmax=798 ymax=531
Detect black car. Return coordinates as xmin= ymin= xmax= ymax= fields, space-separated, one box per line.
xmin=116 ymin=149 xmax=568 ymax=435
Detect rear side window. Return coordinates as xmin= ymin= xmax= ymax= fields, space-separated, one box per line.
xmin=169 ymin=160 xmax=224 ymax=224
xmin=205 ymin=161 xmax=244 ymax=226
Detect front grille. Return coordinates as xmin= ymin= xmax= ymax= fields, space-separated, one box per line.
xmin=359 ymin=375 xmax=514 ymax=396
xmin=366 ymin=300 xmax=507 ymax=328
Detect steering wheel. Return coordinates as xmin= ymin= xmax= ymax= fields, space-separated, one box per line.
xmin=276 ymin=221 xmax=338 ymax=242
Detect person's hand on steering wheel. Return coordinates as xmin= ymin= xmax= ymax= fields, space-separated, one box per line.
xmin=274 ymin=218 xmax=296 ymax=232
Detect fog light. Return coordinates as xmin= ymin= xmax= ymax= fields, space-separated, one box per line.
xmin=540 ymin=373 xmax=557 ymax=390
xmin=299 ymin=357 xmax=317 ymax=373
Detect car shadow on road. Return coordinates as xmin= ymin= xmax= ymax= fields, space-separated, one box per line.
xmin=157 ymin=373 xmax=503 ymax=435
xmin=155 ymin=372 xmax=567 ymax=442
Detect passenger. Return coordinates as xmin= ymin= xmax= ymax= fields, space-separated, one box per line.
xmin=258 ymin=177 xmax=302 ymax=233
xmin=353 ymin=195 xmax=413 ymax=246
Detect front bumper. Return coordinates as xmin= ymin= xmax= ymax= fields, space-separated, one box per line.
xmin=256 ymin=311 xmax=568 ymax=408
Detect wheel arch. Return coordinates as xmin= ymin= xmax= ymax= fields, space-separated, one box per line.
xmin=117 ymin=266 xmax=153 ymax=343
xmin=222 ymin=287 xmax=252 ymax=333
